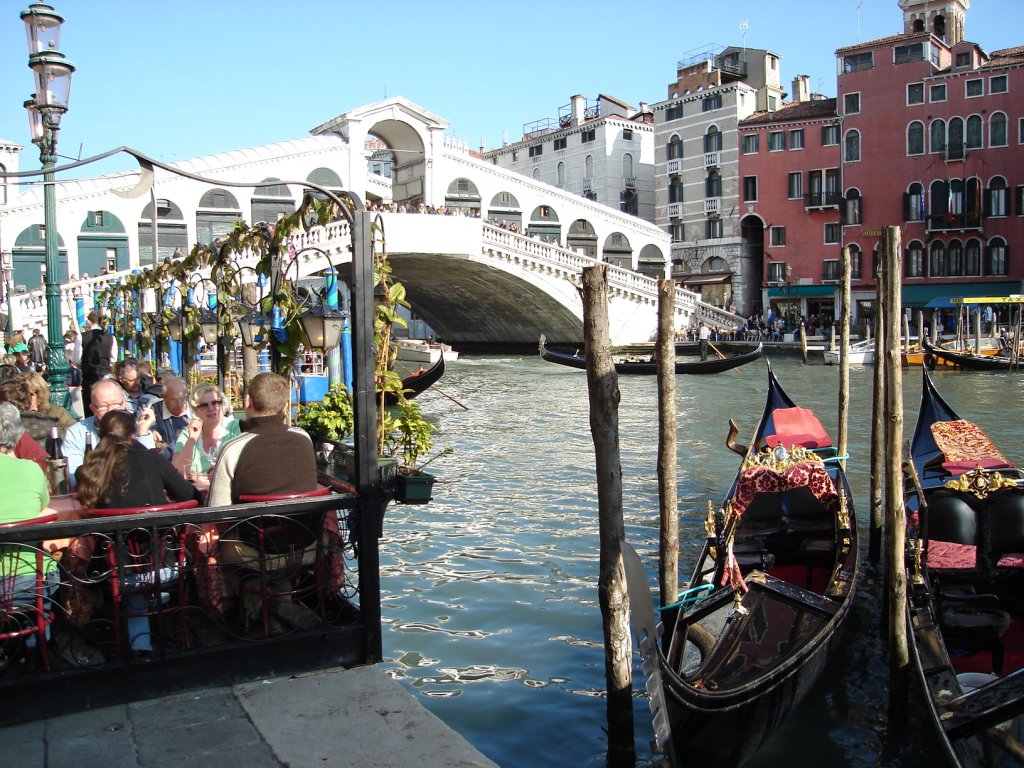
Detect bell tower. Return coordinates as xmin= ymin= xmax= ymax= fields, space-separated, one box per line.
xmin=898 ymin=0 xmax=970 ymax=47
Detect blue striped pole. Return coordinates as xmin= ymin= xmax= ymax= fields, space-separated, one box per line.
xmin=325 ymin=268 xmax=342 ymax=387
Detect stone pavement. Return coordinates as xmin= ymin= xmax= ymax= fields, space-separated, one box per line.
xmin=3 ymin=665 xmax=500 ymax=768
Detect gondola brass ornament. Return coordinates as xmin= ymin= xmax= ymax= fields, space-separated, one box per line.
xmin=944 ymin=466 xmax=1018 ymax=499
xmin=837 ymin=487 xmax=850 ymax=531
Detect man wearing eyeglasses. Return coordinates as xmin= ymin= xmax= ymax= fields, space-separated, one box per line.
xmin=148 ymin=376 xmax=191 ymax=459
xmin=63 ymin=378 xmax=156 ymax=487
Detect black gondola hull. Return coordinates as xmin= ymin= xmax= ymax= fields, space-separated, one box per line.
xmin=539 ymin=339 xmax=764 ymax=374
xmin=922 ymin=338 xmax=1021 ymax=372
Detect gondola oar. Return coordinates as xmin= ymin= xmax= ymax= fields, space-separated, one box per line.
xmin=396 ymin=361 xmax=469 ymax=410
xmin=707 ymin=341 xmax=728 ymax=360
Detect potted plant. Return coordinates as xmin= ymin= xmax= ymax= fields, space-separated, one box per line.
xmin=295 ymin=383 xmax=354 ymax=466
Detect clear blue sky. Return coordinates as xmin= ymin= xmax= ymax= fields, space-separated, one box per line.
xmin=2 ymin=0 xmax=1021 ymax=177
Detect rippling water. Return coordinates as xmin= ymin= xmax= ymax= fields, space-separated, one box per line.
xmin=377 ymin=354 xmax=1024 ymax=767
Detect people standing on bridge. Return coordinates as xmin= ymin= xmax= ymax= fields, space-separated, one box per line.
xmin=28 ymin=328 xmax=47 ymax=372
xmin=698 ymin=322 xmax=711 ymax=361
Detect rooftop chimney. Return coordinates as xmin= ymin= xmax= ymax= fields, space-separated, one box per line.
xmin=791 ymin=75 xmax=810 ymax=103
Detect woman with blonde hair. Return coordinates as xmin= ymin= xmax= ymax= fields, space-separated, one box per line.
xmin=21 ymin=371 xmax=76 ymax=430
xmin=172 ymin=382 xmax=239 ymax=482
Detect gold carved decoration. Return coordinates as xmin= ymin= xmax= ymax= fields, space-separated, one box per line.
xmin=943 ymin=466 xmax=1020 ymax=499
xmin=741 ymin=444 xmax=824 ymax=473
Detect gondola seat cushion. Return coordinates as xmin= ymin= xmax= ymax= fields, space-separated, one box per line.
xmin=765 ymin=408 xmax=831 ymax=450
xmin=926 ymin=494 xmax=977 ymax=546
xmin=930 ymin=420 xmax=1015 ymax=475
xmin=941 ymin=606 xmax=1010 ymax=673
xmin=927 ymin=540 xmax=977 ymax=569
xmin=989 ymin=490 xmax=1024 ymax=564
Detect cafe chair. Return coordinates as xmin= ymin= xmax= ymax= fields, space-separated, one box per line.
xmin=0 ymin=513 xmax=61 ymax=672
xmin=88 ymin=500 xmax=201 ymax=656
xmin=231 ymin=487 xmax=336 ymax=636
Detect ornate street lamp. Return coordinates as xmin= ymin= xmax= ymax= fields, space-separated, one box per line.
xmin=297 ymin=302 xmax=346 ymax=351
xmin=22 ymin=2 xmax=74 ymax=406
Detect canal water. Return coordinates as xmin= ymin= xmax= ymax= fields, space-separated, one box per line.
xmin=377 ymin=353 xmax=1024 ymax=767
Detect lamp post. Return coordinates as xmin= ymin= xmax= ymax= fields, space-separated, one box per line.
xmin=22 ymin=2 xmax=74 ymax=407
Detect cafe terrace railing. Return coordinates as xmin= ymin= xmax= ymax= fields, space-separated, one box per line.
xmin=0 ymin=483 xmax=378 ymax=724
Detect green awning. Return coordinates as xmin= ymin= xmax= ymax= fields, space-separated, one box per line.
xmin=901 ymin=282 xmax=1023 ymax=307
xmin=766 ymin=284 xmax=837 ymax=298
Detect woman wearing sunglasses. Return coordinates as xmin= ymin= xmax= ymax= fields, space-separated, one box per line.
xmin=171 ymin=383 xmax=240 ymax=486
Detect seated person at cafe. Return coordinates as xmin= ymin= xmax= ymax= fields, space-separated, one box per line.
xmin=0 ymin=402 xmax=60 ymax=656
xmin=0 ymin=394 xmax=48 ymax=472
xmin=172 ymin=383 xmax=239 ymax=481
xmin=0 ymin=377 xmax=57 ymax=446
xmin=63 ymin=378 xmax=156 ymax=485
xmin=149 ymin=376 xmax=192 ymax=459
xmin=75 ymin=410 xmax=200 ymax=652
xmin=207 ymin=372 xmax=320 ymax=630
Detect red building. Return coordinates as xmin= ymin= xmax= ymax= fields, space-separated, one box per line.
xmin=738 ymin=83 xmax=841 ymax=328
xmin=839 ymin=0 xmax=1023 ymax=322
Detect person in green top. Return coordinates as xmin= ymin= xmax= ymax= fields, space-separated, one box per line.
xmin=0 ymin=402 xmax=59 ymax=652
xmin=171 ymin=383 xmax=240 ymax=482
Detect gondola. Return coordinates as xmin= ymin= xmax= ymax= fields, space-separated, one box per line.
xmin=922 ymin=338 xmax=1022 ymax=372
xmin=538 ymin=336 xmax=763 ymax=375
xmin=904 ymin=370 xmax=1024 ymax=767
xmin=385 ymin=353 xmax=445 ymax=406
xmin=623 ymin=362 xmax=859 ymax=767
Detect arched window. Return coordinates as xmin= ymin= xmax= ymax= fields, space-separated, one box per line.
xmin=905 ymin=240 xmax=925 ymax=277
xmin=842 ymin=189 xmax=862 ymax=225
xmin=585 ymin=155 xmax=594 ymax=179
xmin=705 ymin=169 xmax=721 ymax=198
xmin=703 ymin=126 xmax=721 ymax=153
xmin=622 ymin=153 xmax=634 ymax=179
xmin=987 ymin=176 xmax=1009 ymax=217
xmin=987 ymin=237 xmax=1008 ymax=275
xmin=905 ymin=182 xmax=925 ymax=221
xmin=669 ymin=178 xmax=684 ymax=204
xmin=990 ymin=112 xmax=1008 ymax=147
xmin=848 ymin=244 xmax=862 ymax=279
xmin=946 ymin=239 xmax=964 ymax=276
xmin=930 ymin=179 xmax=949 ymax=219
xmin=966 ymin=115 xmax=983 ymax=149
xmin=929 ymin=241 xmax=946 ymax=277
xmin=667 ymin=135 xmax=683 ymax=160
xmin=844 ymin=129 xmax=861 ymax=162
xmin=930 ymin=119 xmax=946 ymax=154
xmin=532 ymin=167 xmax=540 ymax=181
xmin=948 ymin=117 xmax=965 ymax=159
xmin=965 ymin=238 xmax=982 ymax=276
xmin=907 ymin=121 xmax=925 ymax=155
xmin=557 ymin=162 xmax=566 ymax=189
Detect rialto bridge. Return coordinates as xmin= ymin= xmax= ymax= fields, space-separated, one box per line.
xmin=1 ymin=97 xmax=741 ymax=346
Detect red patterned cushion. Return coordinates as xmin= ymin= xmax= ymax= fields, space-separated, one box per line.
xmin=943 ymin=458 xmax=1015 ymax=475
xmin=931 ymin=420 xmax=1014 ymax=469
xmin=927 ymin=539 xmax=977 ymax=569
xmin=732 ymin=460 xmax=838 ymax=518
xmin=997 ymin=553 xmax=1024 ymax=568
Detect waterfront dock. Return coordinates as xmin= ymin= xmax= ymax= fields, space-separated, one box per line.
xmin=3 ymin=664 xmax=499 ymax=768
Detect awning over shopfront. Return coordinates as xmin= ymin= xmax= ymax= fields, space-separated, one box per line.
xmin=765 ymin=284 xmax=838 ymax=298
xmin=679 ymin=273 xmax=732 ymax=285
xmin=902 ymin=282 xmax=1023 ymax=308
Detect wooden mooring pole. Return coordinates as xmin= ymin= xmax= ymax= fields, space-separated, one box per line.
xmin=580 ymin=265 xmax=635 ymax=766
xmin=868 ymin=264 xmax=886 ymax=563
xmin=882 ymin=225 xmax=909 ymax=729
xmin=656 ymin=280 xmax=679 ymax=606
xmin=837 ymin=246 xmax=851 ymax=471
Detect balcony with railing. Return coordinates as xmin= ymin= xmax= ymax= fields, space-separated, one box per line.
xmin=667 ymin=202 xmax=682 ymax=219
xmin=804 ymin=191 xmax=841 ymax=209
xmin=704 ymin=151 xmax=720 ymax=168
xmin=667 ymin=159 xmax=682 ymax=175
xmin=624 ymin=177 xmax=636 ymax=190
xmin=581 ymin=178 xmax=592 ymax=192
xmin=704 ymin=197 xmax=721 ymax=215
xmin=926 ymin=211 xmax=983 ymax=232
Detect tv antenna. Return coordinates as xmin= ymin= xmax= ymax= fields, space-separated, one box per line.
xmin=857 ymin=1 xmax=863 ymax=41
xmin=740 ymin=19 xmax=748 ymax=53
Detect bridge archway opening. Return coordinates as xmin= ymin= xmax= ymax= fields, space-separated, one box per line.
xmin=487 ymin=191 xmax=522 ymax=231
xmin=252 ymin=178 xmax=296 ymax=224
xmin=637 ymin=243 xmax=666 ymax=279
xmin=527 ymin=205 xmax=560 ymax=245
xmin=445 ymin=177 xmax=481 ymax=215
xmin=139 ymin=197 xmax=187 ymax=265
xmin=366 ymin=120 xmax=426 ymax=206
xmin=13 ymin=224 xmax=66 ymax=288
xmin=79 ymin=210 xmax=128 ymax=277
xmin=197 ymin=189 xmax=243 ymax=247
xmin=566 ymin=219 xmax=597 ymax=258
xmin=603 ymin=231 xmax=633 ymax=270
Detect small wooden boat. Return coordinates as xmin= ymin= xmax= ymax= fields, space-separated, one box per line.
xmin=393 ymin=338 xmax=458 ymax=365
xmin=922 ymin=338 xmax=1022 ymax=372
xmin=904 ymin=370 xmax=1024 ymax=768
xmin=538 ymin=336 xmax=763 ymax=375
xmin=385 ymin=354 xmax=445 ymax=406
xmin=822 ymin=336 xmax=874 ymax=366
xmin=624 ymin=362 xmax=859 ymax=767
